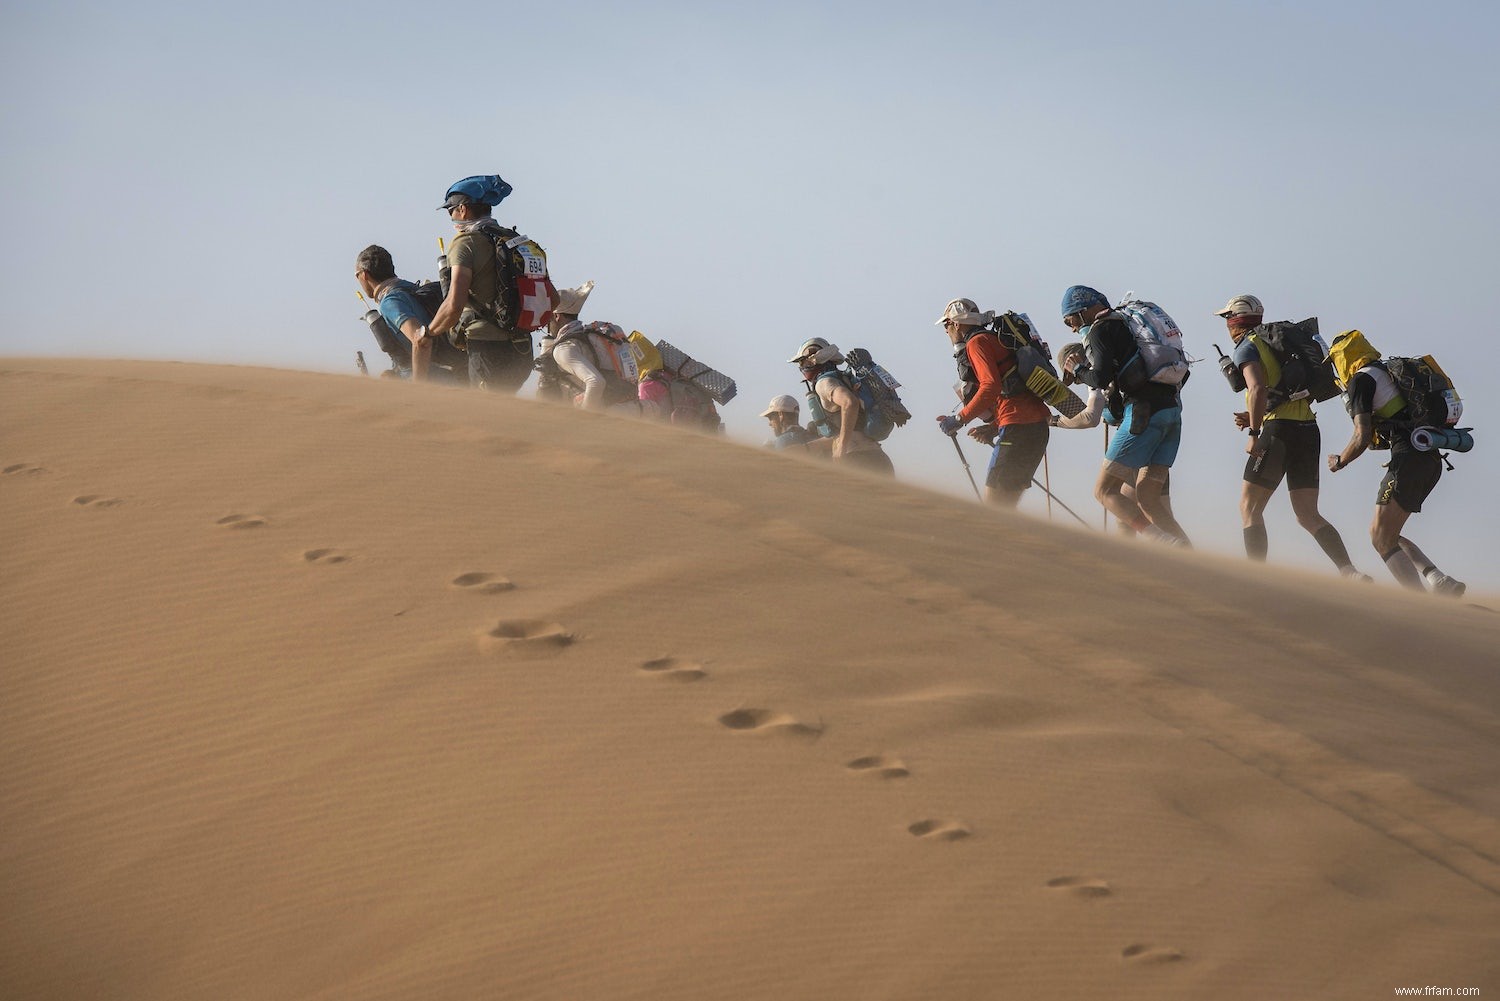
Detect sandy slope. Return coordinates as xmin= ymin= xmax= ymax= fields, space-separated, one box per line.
xmin=2 ymin=358 xmax=1497 ymax=1001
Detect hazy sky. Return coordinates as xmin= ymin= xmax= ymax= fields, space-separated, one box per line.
xmin=3 ymin=0 xmax=1496 ymax=591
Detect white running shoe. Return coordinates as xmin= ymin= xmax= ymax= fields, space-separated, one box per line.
xmin=1341 ymin=568 xmax=1373 ymax=583
xmin=1424 ymin=569 xmax=1467 ymax=598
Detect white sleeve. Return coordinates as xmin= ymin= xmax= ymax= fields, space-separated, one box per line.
xmin=553 ymin=340 xmax=606 ymax=410
xmin=1055 ymin=388 xmax=1105 ymax=430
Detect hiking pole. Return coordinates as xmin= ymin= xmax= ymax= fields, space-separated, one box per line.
xmin=948 ymin=433 xmax=984 ymax=501
xmin=1043 ymin=453 xmax=1053 ymax=520
xmin=1101 ymin=424 xmax=1110 ymax=531
xmin=1028 ymin=476 xmax=1091 ymax=527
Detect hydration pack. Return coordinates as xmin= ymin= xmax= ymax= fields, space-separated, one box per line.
xmin=844 ymin=348 xmax=911 ymax=439
xmin=989 ymin=311 xmax=1060 ymax=396
xmin=1113 ymin=298 xmax=1189 ymax=386
xmin=462 ymin=222 xmax=559 ymax=332
xmin=1257 ymin=318 xmax=1339 ymax=407
xmin=1383 ymin=355 xmax=1464 ymax=430
xmin=806 ymin=349 xmax=909 ymax=442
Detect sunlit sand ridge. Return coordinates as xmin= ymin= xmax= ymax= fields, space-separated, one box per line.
xmin=2 ymin=358 xmax=1497 ymax=1001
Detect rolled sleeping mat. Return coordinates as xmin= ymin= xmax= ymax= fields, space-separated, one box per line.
xmin=1410 ymin=426 xmax=1474 ymax=453
xmin=1024 ymin=367 xmax=1087 ymax=419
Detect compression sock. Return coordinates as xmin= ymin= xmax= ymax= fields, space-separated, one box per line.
xmin=1243 ymin=524 xmax=1269 ymax=562
xmin=1396 ymin=537 xmax=1437 ymax=576
xmin=1381 ymin=547 xmax=1426 ymax=591
xmin=1313 ymin=524 xmax=1354 ymax=570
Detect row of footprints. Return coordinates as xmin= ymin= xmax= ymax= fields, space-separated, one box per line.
xmin=208 ymin=508 xmax=1176 ymax=961
xmin=36 ymin=479 xmax=1179 ymax=964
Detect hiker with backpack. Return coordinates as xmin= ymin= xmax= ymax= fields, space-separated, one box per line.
xmin=789 ymin=338 xmax=895 ymax=475
xmin=538 ymin=319 xmax=643 ymax=413
xmin=427 ymin=174 xmax=558 ymax=393
xmin=1215 ymin=294 xmax=1369 ymax=580
xmin=354 ymin=244 xmax=465 ymax=381
xmin=1061 ymin=285 xmax=1191 ymax=545
xmin=762 ymin=395 xmax=819 ymax=451
xmin=1325 ymin=329 xmax=1468 ymax=596
xmin=933 ymin=298 xmax=1051 ymax=508
xmin=1054 ymin=341 xmax=1177 ymax=534
xmin=535 ymin=281 xmax=595 ymax=403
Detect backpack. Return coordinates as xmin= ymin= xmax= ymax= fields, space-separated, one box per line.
xmin=988 ymin=311 xmax=1060 ymax=396
xmin=408 ymin=280 xmax=445 ymax=319
xmin=806 ymin=350 xmax=909 ymax=442
xmin=464 ymin=222 xmax=559 ymax=332
xmin=1256 ymin=318 xmax=1339 ymax=407
xmin=844 ymin=348 xmax=911 ymax=439
xmin=554 ymin=322 xmax=641 ymax=406
xmin=1113 ymin=299 xmax=1189 ymax=386
xmin=641 ymin=370 xmax=722 ymax=431
xmin=1381 ymin=355 xmax=1464 ymax=430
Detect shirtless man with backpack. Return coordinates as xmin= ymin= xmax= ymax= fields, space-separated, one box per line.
xmin=789 ymin=338 xmax=894 ymax=476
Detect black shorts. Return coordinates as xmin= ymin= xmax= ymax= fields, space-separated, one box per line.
xmin=1244 ymin=420 xmax=1321 ymax=491
xmin=986 ymin=422 xmax=1050 ymax=493
xmin=1377 ymin=447 xmax=1442 ymax=513
xmin=466 ymin=338 xmax=535 ymax=393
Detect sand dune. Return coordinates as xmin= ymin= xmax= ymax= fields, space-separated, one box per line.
xmin=3 ymin=358 xmax=1498 ymax=1001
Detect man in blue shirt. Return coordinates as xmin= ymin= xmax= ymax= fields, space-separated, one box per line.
xmin=356 ymin=244 xmax=462 ymax=381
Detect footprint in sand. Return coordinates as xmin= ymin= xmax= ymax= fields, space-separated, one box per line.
xmin=1121 ymin=943 xmax=1185 ymax=964
xmin=1047 ymin=876 xmax=1112 ymax=898
xmin=71 ymin=494 xmax=124 ymax=508
xmin=717 ymin=708 xmax=822 ymax=738
xmin=478 ymin=619 xmax=575 ymax=655
xmin=450 ymin=572 xmax=516 ymax=594
xmin=3 ymin=463 xmax=46 ymax=475
xmin=639 ymin=657 xmax=707 ymax=682
xmin=303 ymin=548 xmax=350 ymax=565
xmin=845 ymin=754 xmax=910 ymax=779
xmin=907 ymin=819 xmax=971 ymax=841
xmin=216 ymin=514 xmax=267 ymax=529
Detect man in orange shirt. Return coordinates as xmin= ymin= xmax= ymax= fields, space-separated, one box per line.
xmin=934 ymin=298 xmax=1051 ymax=508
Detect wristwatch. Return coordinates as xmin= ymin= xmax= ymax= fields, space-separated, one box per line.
xmin=1247 ymin=428 xmax=1261 ymax=437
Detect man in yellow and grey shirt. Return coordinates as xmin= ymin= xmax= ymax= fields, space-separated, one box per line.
xmin=1218 ymin=294 xmax=1368 ymax=580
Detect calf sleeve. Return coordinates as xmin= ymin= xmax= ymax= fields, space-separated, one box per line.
xmin=1313 ymin=524 xmax=1354 ymax=570
xmin=1396 ymin=537 xmax=1437 ymax=576
xmin=1381 ymin=547 xmax=1426 ymax=590
xmin=1243 ymin=524 xmax=1269 ymax=562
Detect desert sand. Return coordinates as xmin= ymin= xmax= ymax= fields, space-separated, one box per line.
xmin=2 ymin=358 xmax=1498 ymax=1000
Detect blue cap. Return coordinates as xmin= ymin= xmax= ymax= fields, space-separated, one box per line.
xmin=439 ymin=175 xmax=513 ymax=210
xmin=1060 ymin=285 xmax=1109 ymax=317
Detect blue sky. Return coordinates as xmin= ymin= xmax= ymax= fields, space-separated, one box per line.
xmin=3 ymin=0 xmax=1496 ymax=591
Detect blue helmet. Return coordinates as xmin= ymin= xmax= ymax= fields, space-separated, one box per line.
xmin=439 ymin=175 xmax=513 ymax=210
xmin=1060 ymin=285 xmax=1109 ymax=317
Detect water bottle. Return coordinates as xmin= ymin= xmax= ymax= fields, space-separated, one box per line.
xmin=1215 ymin=344 xmax=1246 ymax=392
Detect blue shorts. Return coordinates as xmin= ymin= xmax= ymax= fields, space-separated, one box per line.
xmin=1105 ymin=405 xmax=1181 ymax=471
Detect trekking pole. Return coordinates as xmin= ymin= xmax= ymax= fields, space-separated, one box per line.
xmin=1043 ymin=453 xmax=1053 ymax=520
xmin=948 ymin=434 xmax=984 ymax=501
xmin=1028 ymin=476 xmax=1091 ymax=527
xmin=1101 ymin=424 xmax=1110 ymax=531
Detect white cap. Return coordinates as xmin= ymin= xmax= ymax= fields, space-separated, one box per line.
xmin=1215 ymin=294 xmax=1264 ymax=318
xmin=788 ymin=337 xmax=843 ymax=366
xmin=936 ymin=297 xmax=994 ymax=327
xmin=761 ymin=394 xmax=800 ymax=418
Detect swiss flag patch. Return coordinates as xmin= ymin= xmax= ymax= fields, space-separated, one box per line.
xmin=515 ymin=276 xmax=558 ymax=332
